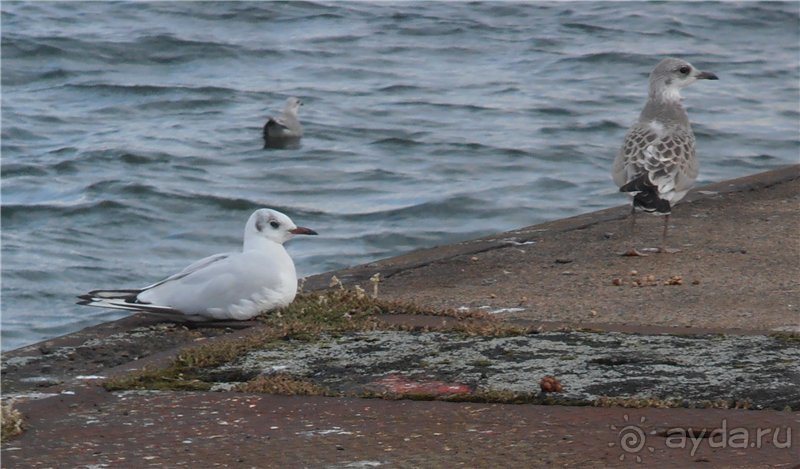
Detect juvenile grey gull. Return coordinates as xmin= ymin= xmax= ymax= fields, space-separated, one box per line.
xmin=78 ymin=208 xmax=317 ymax=321
xmin=612 ymin=57 xmax=718 ymax=256
xmin=263 ymin=97 xmax=304 ymax=148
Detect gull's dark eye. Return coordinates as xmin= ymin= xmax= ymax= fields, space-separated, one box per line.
xmin=679 ymin=66 xmax=691 ymax=75
xmin=270 ymin=221 xmax=280 ymax=229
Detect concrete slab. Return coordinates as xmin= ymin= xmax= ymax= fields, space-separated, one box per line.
xmin=3 ymin=386 xmax=798 ymax=467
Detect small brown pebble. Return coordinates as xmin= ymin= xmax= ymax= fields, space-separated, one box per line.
xmin=665 ymin=275 xmax=683 ymax=286
xmin=645 ymin=274 xmax=655 ymax=282
xmin=692 ymin=279 xmax=700 ymax=285
xmin=540 ymin=375 xmax=563 ymax=393
xmin=489 ymin=293 xmax=496 ymax=299
xmin=470 ymin=256 xmax=479 ymax=262
xmin=630 ymin=270 xmax=638 ymax=276
xmin=590 ymin=310 xmax=598 ymax=317
xmin=612 ymin=278 xmax=623 ymax=286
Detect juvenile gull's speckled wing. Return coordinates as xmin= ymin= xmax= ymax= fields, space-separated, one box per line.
xmin=613 ymin=121 xmax=699 ymax=210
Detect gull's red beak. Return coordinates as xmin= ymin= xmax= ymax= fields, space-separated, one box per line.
xmin=289 ymin=226 xmax=317 ymax=235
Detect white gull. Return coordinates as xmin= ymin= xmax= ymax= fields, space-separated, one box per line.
xmin=78 ymin=208 xmax=317 ymax=321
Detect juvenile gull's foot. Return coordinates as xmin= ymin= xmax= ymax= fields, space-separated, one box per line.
xmin=620 ymin=248 xmax=649 ymax=257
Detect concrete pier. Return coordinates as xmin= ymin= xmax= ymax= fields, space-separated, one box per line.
xmin=2 ymin=166 xmax=798 ymax=467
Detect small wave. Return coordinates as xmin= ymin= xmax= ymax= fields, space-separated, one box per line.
xmin=428 ymin=142 xmax=534 ymax=159
xmin=344 ymin=195 xmax=488 ymax=223
xmin=390 ymin=100 xmax=494 ymax=113
xmin=370 ymin=137 xmax=425 ymax=147
xmin=662 ymin=28 xmax=697 ymax=39
xmin=498 ymin=147 xmax=534 ymax=158
xmin=556 ymin=52 xmax=653 ymax=66
xmin=135 ymin=98 xmax=227 ymax=112
xmin=1 ymin=200 xmax=130 ymax=219
xmin=561 ymin=22 xmax=622 ymax=34
xmin=350 ymin=168 xmax=403 ymax=182
xmin=85 ymin=180 xmax=162 ymax=196
xmin=534 ymin=176 xmax=579 ymax=191
xmin=183 ymin=193 xmax=263 ymax=211
xmin=1 ymin=126 xmax=46 ymax=141
xmin=38 ymin=68 xmax=81 ymax=81
xmin=718 ymin=154 xmax=783 ymax=170
xmin=307 ymin=34 xmax=363 ymax=45
xmin=64 ymin=83 xmax=236 ymax=97
xmin=540 ymin=119 xmax=624 ymax=134
xmin=125 ymin=34 xmax=241 ymax=62
xmin=74 ymin=149 xmax=173 ymax=166
xmin=119 ymin=151 xmax=173 ymax=165
xmin=1 ymin=163 xmax=48 ymax=178
xmin=1 ymin=35 xmax=71 ymax=58
xmin=536 ymin=106 xmax=578 ymax=117
xmin=377 ymin=84 xmax=424 ymax=93
xmin=51 ymin=160 xmax=79 ymax=174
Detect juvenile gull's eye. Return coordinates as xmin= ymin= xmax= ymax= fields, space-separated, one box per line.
xmin=270 ymin=221 xmax=280 ymax=229
xmin=679 ymin=66 xmax=691 ymax=75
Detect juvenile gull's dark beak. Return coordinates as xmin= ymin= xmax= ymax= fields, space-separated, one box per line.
xmin=696 ymin=71 xmax=719 ymax=80
xmin=290 ymin=226 xmax=317 ymax=235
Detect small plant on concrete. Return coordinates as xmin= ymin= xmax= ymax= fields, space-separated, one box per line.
xmin=1 ymin=401 xmax=24 ymax=440
xmin=236 ymin=373 xmax=333 ymax=396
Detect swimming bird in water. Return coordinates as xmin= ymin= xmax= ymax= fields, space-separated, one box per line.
xmin=78 ymin=209 xmax=317 ymax=321
xmin=263 ymin=97 xmax=304 ymax=148
xmin=612 ymin=57 xmax=718 ymax=256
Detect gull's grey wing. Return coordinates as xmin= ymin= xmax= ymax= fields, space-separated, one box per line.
xmin=266 ymin=117 xmax=290 ymax=131
xmin=141 ymin=252 xmax=232 ymax=291
xmin=78 ymin=253 xmax=232 ymax=315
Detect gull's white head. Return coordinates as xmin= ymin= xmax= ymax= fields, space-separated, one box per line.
xmin=284 ymin=97 xmax=303 ymax=116
xmin=244 ymin=208 xmax=317 ymax=246
xmin=648 ymin=57 xmax=718 ymax=103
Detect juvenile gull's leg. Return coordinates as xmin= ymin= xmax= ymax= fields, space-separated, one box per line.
xmin=658 ymin=214 xmax=680 ymax=253
xmin=621 ymin=205 xmax=648 ymax=257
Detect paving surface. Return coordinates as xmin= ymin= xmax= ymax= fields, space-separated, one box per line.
xmin=2 ymin=166 xmax=799 ymax=467
xmin=3 ymin=386 xmax=798 ymax=468
xmin=318 ymin=165 xmax=800 ymax=333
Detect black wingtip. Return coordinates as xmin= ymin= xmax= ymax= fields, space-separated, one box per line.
xmin=77 ymin=294 xmax=92 ymax=303
xmin=633 ymin=190 xmax=671 ymax=214
xmin=263 ymin=120 xmax=272 ymax=145
xmin=620 ymin=175 xmax=671 ymax=214
xmin=620 ymin=174 xmax=650 ymax=193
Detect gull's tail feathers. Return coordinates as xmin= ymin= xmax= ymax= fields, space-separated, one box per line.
xmin=619 ymin=174 xmax=671 ymax=215
xmin=77 ymin=289 xmax=184 ymax=317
